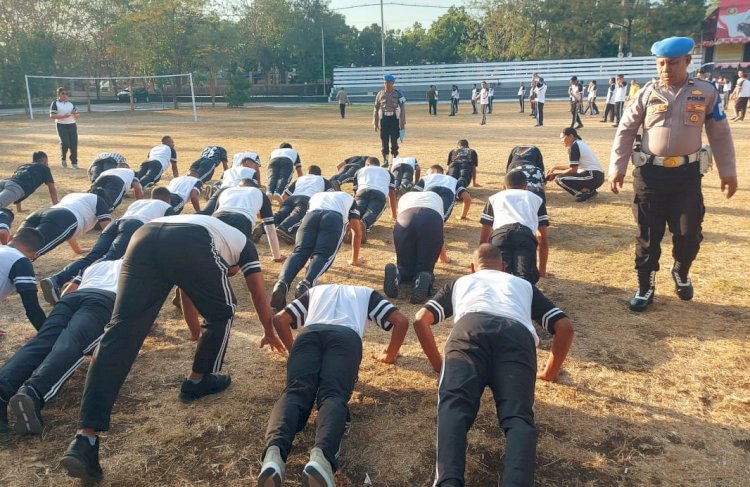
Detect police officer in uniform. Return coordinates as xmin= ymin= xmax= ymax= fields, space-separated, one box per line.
xmin=373 ymin=74 xmax=406 ymax=165
xmin=609 ymin=37 xmax=738 ymax=312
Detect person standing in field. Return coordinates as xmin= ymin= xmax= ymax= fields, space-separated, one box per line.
xmin=49 ymin=87 xmax=79 ymax=169
xmin=373 ymin=74 xmax=406 ymax=165
xmin=336 ymin=87 xmax=350 ymax=119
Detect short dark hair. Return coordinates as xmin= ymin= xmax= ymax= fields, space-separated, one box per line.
xmin=279 ymin=142 xmax=293 ymax=149
xmin=457 ymin=139 xmax=469 ymax=148
xmin=562 ymin=127 xmax=582 ymax=140
xmin=56 ymin=87 xmax=66 ymax=96
xmin=308 ymin=165 xmax=322 ymax=175
xmin=32 ymin=151 xmax=47 ymax=163
xmin=151 ymin=187 xmax=172 ymax=201
xmin=570 ymin=76 xmax=578 ymax=81
xmin=366 ymin=156 xmax=380 ymax=166
xmin=430 ymin=164 xmax=444 ymax=173
xmin=238 ymin=178 xmax=257 ymax=187
xmin=161 ymin=135 xmax=172 ymax=144
xmin=12 ymin=228 xmax=44 ymax=252
xmin=505 ymin=170 xmax=528 ymax=188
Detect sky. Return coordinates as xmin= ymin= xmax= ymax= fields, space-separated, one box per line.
xmin=327 ymin=1 xmax=459 ymax=31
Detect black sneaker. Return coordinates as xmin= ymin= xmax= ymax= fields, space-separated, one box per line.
xmin=0 ymin=398 xmax=8 ymax=433
xmin=9 ymin=385 xmax=44 ymax=435
xmin=276 ymin=227 xmax=295 ymax=245
xmin=295 ymin=280 xmax=311 ymax=299
xmin=252 ymin=224 xmax=266 ymax=243
xmin=179 ymin=373 xmax=232 ymax=403
xmin=575 ymin=190 xmax=597 ymax=202
xmin=629 ymin=270 xmax=655 ymax=312
xmin=60 ymin=434 xmax=104 ymax=481
xmin=383 ymin=263 xmax=399 ymax=298
xmin=330 ymin=180 xmax=341 ymax=192
xmin=671 ymin=266 xmax=694 ymax=301
xmin=411 ymin=272 xmax=433 ymax=304
xmin=271 ymin=281 xmax=288 ymax=311
xmin=40 ymin=277 xmax=61 ymax=305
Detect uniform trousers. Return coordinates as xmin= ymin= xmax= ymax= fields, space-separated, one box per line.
xmin=339 ymin=103 xmax=346 ymax=118
xmin=429 ymin=187 xmax=456 ymax=221
xmin=279 ymin=210 xmax=346 ymax=286
xmin=0 ymin=180 xmax=25 ymax=208
xmin=330 ymin=164 xmax=362 ymax=186
xmin=267 ymin=159 xmax=294 ymax=197
xmin=88 ymin=158 xmax=118 ymax=182
xmin=189 ymin=158 xmax=218 ymax=183
xmin=379 ymin=116 xmax=400 ymax=159
xmin=602 ymin=103 xmax=615 ymax=122
xmin=21 ymin=207 xmax=78 ymax=257
xmin=428 ymin=99 xmax=438 ymax=115
xmin=435 ymin=312 xmax=536 ymax=487
xmin=554 ymin=170 xmax=604 ymax=197
xmin=391 ymin=165 xmax=414 ymax=192
xmin=51 ymin=219 xmax=144 ymax=287
xmin=394 ymin=207 xmax=443 ymax=281
xmin=489 ymin=223 xmax=539 ymax=284
xmin=0 ymin=289 xmax=114 ymax=404
xmin=632 ymin=163 xmax=704 ymax=274
xmin=90 ymin=175 xmax=126 ymax=211
xmin=134 ymin=160 xmax=163 ymax=188
xmin=78 ymin=223 xmax=238 ymax=431
xmin=274 ymin=195 xmax=309 ymax=234
xmin=615 ymin=101 xmax=625 ymax=123
xmin=264 ymin=324 xmax=362 ymax=472
xmin=448 ymin=163 xmax=473 ymax=189
xmin=570 ymin=101 xmax=582 ymax=126
xmin=214 ymin=211 xmax=253 ymax=241
xmin=535 ymin=102 xmax=544 ymax=125
xmin=518 ymin=95 xmax=524 ymax=112
xmin=735 ymin=97 xmax=748 ymax=120
xmin=56 ymin=123 xmax=78 ymax=164
xmin=355 ymin=189 xmax=387 ymax=231
xmin=169 ymin=193 xmax=185 ymax=214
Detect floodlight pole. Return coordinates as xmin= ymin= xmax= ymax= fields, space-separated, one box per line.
xmin=188 ymin=72 xmax=198 ymax=122
xmin=380 ymin=0 xmax=386 ymax=67
xmin=25 ymin=75 xmax=34 ymax=120
xmin=322 ymin=29 xmax=326 ymax=97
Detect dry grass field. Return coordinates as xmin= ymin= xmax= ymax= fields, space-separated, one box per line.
xmin=0 ymin=101 xmax=748 ymax=486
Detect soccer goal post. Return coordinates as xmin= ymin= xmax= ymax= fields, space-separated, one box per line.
xmin=24 ymin=73 xmax=198 ymax=121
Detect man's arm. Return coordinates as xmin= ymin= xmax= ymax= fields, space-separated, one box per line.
xmin=67 ymin=237 xmax=88 ymax=255
xmin=608 ymin=88 xmax=647 ymax=192
xmin=190 ymin=189 xmax=201 ymax=212
xmin=264 ymin=223 xmax=285 ymax=262
xmin=414 ymin=165 xmax=421 ymax=182
xmin=132 ymin=180 xmax=144 ymax=200
xmin=47 ymin=182 xmax=59 ymax=205
xmin=537 ymin=225 xmax=549 ymax=278
xmin=374 ymin=309 xmax=409 ymax=364
xmin=244 ymin=272 xmax=286 ymax=353
xmin=272 ymin=309 xmax=295 ymax=351
xmin=479 ymin=224 xmax=492 ymax=244
xmin=11 ymin=259 xmax=46 ymax=330
xmin=388 ymin=188 xmax=397 ymax=218
xmin=458 ymin=191 xmax=471 ymax=220
xmin=413 ymin=308 xmax=442 ymax=373
xmin=349 ymin=218 xmax=364 ymax=266
xmin=19 ymin=289 xmax=46 ymax=330
xmin=537 ymin=317 xmax=574 ymax=381
xmin=171 ymin=161 xmax=179 ymax=177
xmin=704 ymin=90 xmax=738 ymax=198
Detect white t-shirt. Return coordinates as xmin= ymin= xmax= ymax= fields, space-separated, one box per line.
xmin=480 ymin=88 xmax=489 ymax=105
xmin=587 ymin=85 xmax=597 ymax=100
xmin=50 ymin=99 xmax=76 ymax=124
xmin=120 ymin=199 xmax=173 ymax=224
xmin=518 ymin=86 xmax=525 ymax=96
xmin=167 ymin=176 xmax=201 ymax=202
xmin=148 ymin=144 xmax=173 ymax=171
xmin=419 ymin=173 xmax=458 ymax=194
xmin=232 ymin=151 xmax=260 ymax=168
xmin=77 ymin=259 xmax=123 ymax=294
xmin=481 ymin=189 xmax=543 ymax=233
xmin=397 ymin=191 xmax=443 ymax=217
xmin=614 ymin=83 xmax=628 ymax=102
xmin=97 ymin=168 xmax=136 ymax=188
xmin=569 ymin=140 xmax=604 ymax=173
xmin=215 ymin=186 xmax=265 ymax=224
xmin=536 ymin=84 xmax=547 ymax=103
xmin=269 ymin=148 xmax=300 ymax=167
xmin=738 ymin=78 xmax=750 ymax=97
xmin=55 ymin=193 xmax=110 ymax=237
xmin=286 ymin=174 xmax=327 ymax=197
xmin=353 ymin=166 xmax=393 ymax=196
xmin=723 ymin=81 xmax=732 ymax=93
xmin=308 ymin=191 xmax=358 ymax=225
xmin=0 ymin=246 xmax=31 ymax=301
xmin=390 ymin=157 xmax=417 ymax=170
xmin=221 ymin=167 xmax=257 ymax=188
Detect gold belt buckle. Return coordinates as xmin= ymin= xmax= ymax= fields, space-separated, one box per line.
xmin=662 ymin=156 xmax=680 ymax=168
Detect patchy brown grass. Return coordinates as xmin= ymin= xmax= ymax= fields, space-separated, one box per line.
xmin=0 ymin=102 xmax=748 ymax=486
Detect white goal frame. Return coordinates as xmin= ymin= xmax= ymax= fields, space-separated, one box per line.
xmin=24 ymin=73 xmax=198 ymax=121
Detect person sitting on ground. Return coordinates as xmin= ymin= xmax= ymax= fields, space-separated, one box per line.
xmin=414 ymin=165 xmax=472 ymax=221
xmin=267 ymin=143 xmax=303 ymax=205
xmin=390 ymin=156 xmax=421 ymax=194
xmin=89 ymin=162 xmax=143 ymax=211
xmin=479 ymin=171 xmax=550 ymax=282
xmin=0 ymin=208 xmax=13 ymax=245
xmin=412 ymin=244 xmax=574 ymax=487
xmin=273 ymin=165 xmax=333 ymax=244
xmin=38 ymin=188 xmax=175 ymax=305
xmin=19 ymin=191 xmax=112 ymax=259
xmin=447 ymin=139 xmax=479 ymax=188
xmin=0 ymin=151 xmax=58 ymax=213
xmin=328 ymin=155 xmax=368 ymax=191
xmin=189 ymin=145 xmax=229 ymax=184
xmin=545 ymin=127 xmax=605 ymax=202
xmin=259 ymin=283 xmax=408 ymax=487
xmin=166 ymin=171 xmax=203 ymax=214
xmin=135 ymin=136 xmax=178 ymax=189
xmin=87 ymin=152 xmax=127 ymax=182
xmin=1 ymin=259 xmax=124 ymax=435
xmin=0 ymin=228 xmax=46 ymax=332
xmin=350 ymin=157 xmax=397 ymax=243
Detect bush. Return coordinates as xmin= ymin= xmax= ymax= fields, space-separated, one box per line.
xmin=225 ymin=75 xmax=250 ymax=107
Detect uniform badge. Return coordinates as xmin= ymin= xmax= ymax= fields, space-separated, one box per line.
xmin=691 ymin=90 xmax=703 ymax=95
xmin=689 ymin=113 xmax=699 ymax=123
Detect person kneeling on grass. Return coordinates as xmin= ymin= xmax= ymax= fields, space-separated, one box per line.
xmin=545 ymin=127 xmax=604 ymax=202
xmin=412 ymin=244 xmax=574 ymax=487
xmin=259 ymin=283 xmax=408 ymax=487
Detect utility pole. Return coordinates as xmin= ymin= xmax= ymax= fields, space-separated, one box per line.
xmin=380 ymin=0 xmax=386 ymax=66
xmin=321 ymin=28 xmax=327 ymax=97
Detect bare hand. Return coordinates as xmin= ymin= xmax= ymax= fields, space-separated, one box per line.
xmin=349 ymin=258 xmax=366 ymax=266
xmin=609 ymin=173 xmax=625 ymax=195
xmin=536 ymin=371 xmax=558 ymax=382
xmin=260 ymin=333 xmax=287 ymax=354
xmin=78 ymin=248 xmax=91 ymax=255
xmin=374 ymin=125 xmax=379 ymax=132
xmin=373 ymin=352 xmax=400 ymax=364
xmin=273 ymin=255 xmax=287 ymax=263
xmin=721 ymin=176 xmax=738 ymax=199
xmin=399 ymin=123 xmax=405 ymax=130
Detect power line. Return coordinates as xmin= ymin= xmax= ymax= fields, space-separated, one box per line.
xmin=332 ymin=3 xmax=452 ymax=10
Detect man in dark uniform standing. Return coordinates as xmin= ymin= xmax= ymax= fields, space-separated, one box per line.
xmin=373 ymin=74 xmax=406 ymax=165
xmin=609 ymin=36 xmax=738 ymax=311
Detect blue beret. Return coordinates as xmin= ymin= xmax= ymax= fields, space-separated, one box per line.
xmin=651 ymin=37 xmax=695 ymax=58
xmin=384 ymin=73 xmax=396 ymax=82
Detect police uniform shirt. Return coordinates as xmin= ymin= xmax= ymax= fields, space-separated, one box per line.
xmin=167 ymin=176 xmax=202 ymax=202
xmin=373 ymin=89 xmax=407 ymax=124
xmin=424 ymin=269 xmax=567 ymax=346
xmin=120 ymin=199 xmax=174 ymax=224
xmin=0 ymin=246 xmax=37 ymax=302
xmin=284 ymin=175 xmax=331 ymax=198
xmin=609 ymin=78 xmax=736 ymax=178
xmin=308 ymin=192 xmax=360 ymax=225
xmin=96 ymin=168 xmax=137 ymax=188
xmin=447 ymin=147 xmax=479 ymax=168
xmin=415 ymin=173 xmax=460 ymax=195
xmin=397 ymin=191 xmax=443 ymax=217
xmin=353 ymin=166 xmax=395 ymax=197
xmin=9 ymin=163 xmax=54 ymax=197
xmin=49 ymin=99 xmax=76 ymax=124
xmin=54 ymin=193 xmax=111 ymax=237
xmin=215 ymin=186 xmax=274 ymax=228
xmin=391 ymin=157 xmax=418 ymax=171
xmin=74 ymin=259 xmax=123 ymax=294
xmin=568 ymin=140 xmax=603 ymax=173
xmin=269 ymin=148 xmax=302 ymax=169
xmin=284 ymin=284 xmax=397 ymax=338
xmin=200 ymin=146 xmax=228 ymax=166
xmin=148 ymin=144 xmax=175 ymax=172
xmin=480 ymin=189 xmax=546 ymax=233
xmin=151 ymin=214 xmax=260 ymax=276
xmin=221 ymin=167 xmax=258 ymax=188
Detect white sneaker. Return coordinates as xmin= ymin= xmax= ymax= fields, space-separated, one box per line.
xmin=258 ymin=445 xmax=285 ymax=487
xmin=302 ymin=447 xmax=335 ymax=487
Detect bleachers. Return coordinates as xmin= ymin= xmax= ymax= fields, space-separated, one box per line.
xmin=332 ymin=55 xmax=703 ymax=102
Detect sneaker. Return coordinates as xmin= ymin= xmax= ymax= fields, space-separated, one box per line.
xmin=258 ymin=445 xmax=286 ymax=487
xmin=252 ymin=224 xmax=266 ymax=243
xmin=301 ymin=447 xmax=335 ymax=487
xmin=383 ymin=263 xmax=399 ymax=299
xmin=671 ymin=266 xmax=694 ymax=301
xmin=276 ymin=227 xmax=295 ymax=245
xmin=9 ymin=385 xmax=44 ymax=435
xmin=71 ymin=163 xmax=79 ymax=170
xmin=271 ymin=281 xmax=288 ymax=311
xmin=295 ymin=280 xmax=311 ymax=299
xmin=0 ymin=398 xmax=8 ymax=433
xmin=411 ymin=271 xmax=433 ymax=305
xmin=60 ymin=160 xmax=68 ymax=168
xmin=203 ymin=184 xmax=216 ymax=201
xmin=330 ymin=180 xmax=341 ymax=192
xmin=575 ymin=190 xmax=597 ymax=202
xmin=178 ymin=373 xmax=232 ymax=403
xmin=40 ymin=277 xmax=61 ymax=305
xmin=60 ymin=434 xmax=103 ymax=481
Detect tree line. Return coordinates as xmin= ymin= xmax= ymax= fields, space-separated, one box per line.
xmin=0 ymin=0 xmax=707 ymax=104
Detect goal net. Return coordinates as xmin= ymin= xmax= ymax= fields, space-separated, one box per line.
xmin=24 ymin=73 xmax=198 ymax=121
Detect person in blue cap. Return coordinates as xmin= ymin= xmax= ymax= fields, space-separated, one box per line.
xmin=373 ymin=74 xmax=406 ymax=165
xmin=608 ymin=36 xmax=738 ymax=312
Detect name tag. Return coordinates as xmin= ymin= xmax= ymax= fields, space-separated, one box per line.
xmin=648 ymin=104 xmax=668 ymax=113
xmin=686 ymin=104 xmax=705 ymax=112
